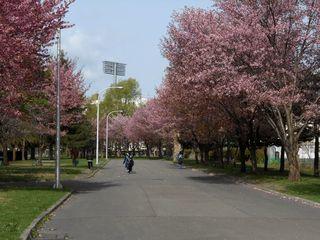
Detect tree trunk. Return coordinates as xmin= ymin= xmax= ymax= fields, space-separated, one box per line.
xmin=198 ymin=145 xmax=205 ymax=164
xmin=288 ymin=153 xmax=300 ymax=181
xmin=38 ymin=147 xmax=42 ymax=165
xmin=264 ymin=146 xmax=268 ymax=171
xmin=314 ymin=123 xmax=319 ymax=177
xmin=195 ymin=149 xmax=199 ymax=164
xmin=200 ymin=149 xmax=205 ymax=164
xmin=219 ymin=145 xmax=224 ymax=168
xmin=249 ymin=145 xmax=257 ymax=173
xmin=285 ymin=107 xmax=300 ymax=181
xmin=204 ymin=149 xmax=210 ymax=163
xmin=226 ymin=143 xmax=231 ymax=165
xmin=287 ymin=146 xmax=300 ymax=181
xmin=248 ymin=122 xmax=258 ymax=173
xmin=158 ymin=141 xmax=163 ymax=158
xmin=31 ymin=146 xmax=36 ymax=160
xmin=132 ymin=145 xmax=136 ymax=157
xmin=173 ymin=132 xmax=180 ymax=162
xmin=12 ymin=145 xmax=16 ymax=162
xmin=146 ymin=143 xmax=151 ymax=158
xmin=239 ymin=142 xmax=246 ymax=173
xmin=280 ymin=146 xmax=285 ymax=173
xmin=49 ymin=144 xmax=54 ymax=160
xmin=137 ymin=145 xmax=142 ymax=157
xmin=22 ymin=139 xmax=26 ymax=161
xmin=2 ymin=143 xmax=8 ymax=165
xmin=38 ymin=145 xmax=44 ymax=166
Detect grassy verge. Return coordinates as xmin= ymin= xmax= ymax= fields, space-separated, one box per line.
xmin=184 ymin=159 xmax=320 ymax=203
xmin=0 ymin=158 xmax=107 ymax=240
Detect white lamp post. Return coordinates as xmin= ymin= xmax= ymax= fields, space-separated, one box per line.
xmin=95 ymin=86 xmax=123 ymax=165
xmin=106 ymin=110 xmax=123 ymax=160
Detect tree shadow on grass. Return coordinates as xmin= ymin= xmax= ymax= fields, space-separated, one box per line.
xmin=0 ymin=180 xmax=122 ymax=194
xmin=0 ymin=166 xmax=83 ymax=183
xmin=185 ymin=164 xmax=290 ymax=185
xmin=0 ymin=167 xmax=82 ymax=174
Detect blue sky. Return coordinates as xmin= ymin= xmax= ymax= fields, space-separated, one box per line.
xmin=62 ymin=0 xmax=212 ymax=98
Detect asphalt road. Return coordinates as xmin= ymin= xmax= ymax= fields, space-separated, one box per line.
xmin=37 ymin=160 xmax=320 ymax=240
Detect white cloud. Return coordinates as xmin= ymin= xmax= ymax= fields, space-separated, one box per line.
xmin=61 ymin=29 xmax=111 ymax=95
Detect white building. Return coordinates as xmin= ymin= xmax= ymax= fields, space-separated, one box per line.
xmin=268 ymin=140 xmax=317 ymax=164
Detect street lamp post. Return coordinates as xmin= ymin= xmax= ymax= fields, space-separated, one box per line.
xmin=95 ymin=86 xmax=123 ymax=165
xmin=95 ymin=95 xmax=100 ymax=166
xmin=54 ymin=29 xmax=62 ymax=189
xmin=106 ymin=110 xmax=123 ymax=160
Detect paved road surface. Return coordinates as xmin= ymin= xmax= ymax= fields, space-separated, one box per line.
xmin=37 ymin=160 xmax=320 ymax=240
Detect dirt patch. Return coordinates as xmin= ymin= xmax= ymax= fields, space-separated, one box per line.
xmin=0 ymin=193 xmax=8 ymax=203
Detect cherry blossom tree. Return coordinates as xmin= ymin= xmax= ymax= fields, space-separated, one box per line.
xmin=0 ymin=0 xmax=74 ymax=164
xmin=108 ymin=115 xmax=130 ymax=155
xmin=160 ymin=1 xmax=320 ymax=180
xmin=0 ymin=0 xmax=74 ymax=116
xmin=214 ymin=0 xmax=320 ymax=180
xmin=160 ymin=8 xmax=256 ymax=170
xmin=125 ymin=99 xmax=171 ymax=157
xmin=28 ymin=58 xmax=86 ymax=163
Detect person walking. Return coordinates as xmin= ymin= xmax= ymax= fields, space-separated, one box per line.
xmin=176 ymin=150 xmax=184 ymax=169
xmin=87 ymin=152 xmax=94 ymax=169
xmin=123 ymin=153 xmax=130 ymax=170
xmin=127 ymin=154 xmax=134 ymax=173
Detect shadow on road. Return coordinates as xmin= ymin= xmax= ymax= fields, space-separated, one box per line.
xmin=66 ymin=180 xmax=121 ymax=194
xmin=187 ymin=175 xmax=236 ymax=185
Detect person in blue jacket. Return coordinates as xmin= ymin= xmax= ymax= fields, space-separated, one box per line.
xmin=176 ymin=150 xmax=184 ymax=169
xmin=123 ymin=153 xmax=130 ymax=170
xmin=127 ymin=154 xmax=134 ymax=173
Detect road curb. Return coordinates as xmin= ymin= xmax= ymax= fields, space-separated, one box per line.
xmin=247 ymin=184 xmax=320 ymax=209
xmin=186 ymin=164 xmax=320 ymax=209
xmin=20 ymin=191 xmax=73 ymax=240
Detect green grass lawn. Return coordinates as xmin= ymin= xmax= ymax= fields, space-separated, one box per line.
xmin=183 ymin=159 xmax=320 ymax=203
xmin=0 ymin=187 xmax=67 ymax=240
xmin=0 ymin=158 xmax=107 ymax=240
xmin=0 ymin=158 xmax=106 ymax=182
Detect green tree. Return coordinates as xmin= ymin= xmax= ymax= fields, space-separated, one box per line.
xmin=100 ymin=78 xmax=142 ymax=116
xmin=63 ymin=119 xmax=95 ymax=166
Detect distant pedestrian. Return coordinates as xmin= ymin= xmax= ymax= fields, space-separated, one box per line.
xmin=123 ymin=153 xmax=130 ymax=170
xmin=127 ymin=154 xmax=134 ymax=173
xmin=176 ymin=150 xmax=184 ymax=169
xmin=87 ymin=152 xmax=94 ymax=169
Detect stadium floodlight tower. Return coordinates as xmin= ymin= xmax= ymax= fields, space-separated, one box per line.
xmin=103 ymin=61 xmax=126 ymax=84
